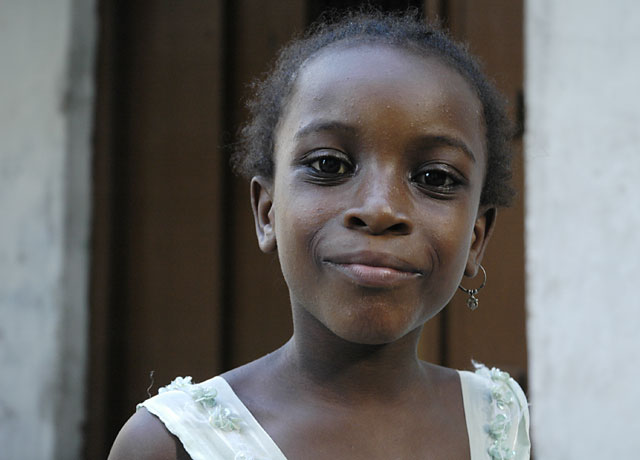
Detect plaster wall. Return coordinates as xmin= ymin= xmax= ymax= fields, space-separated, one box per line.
xmin=525 ymin=1 xmax=640 ymax=458
xmin=0 ymin=1 xmax=96 ymax=459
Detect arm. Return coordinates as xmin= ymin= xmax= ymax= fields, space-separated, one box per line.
xmin=108 ymin=408 xmax=190 ymax=460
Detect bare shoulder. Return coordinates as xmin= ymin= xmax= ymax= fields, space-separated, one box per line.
xmin=419 ymin=360 xmax=462 ymax=385
xmin=108 ymin=408 xmax=190 ymax=460
xmin=221 ymin=348 xmax=284 ymax=392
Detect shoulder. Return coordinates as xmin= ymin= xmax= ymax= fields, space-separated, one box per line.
xmin=458 ymin=363 xmax=531 ymax=460
xmin=108 ymin=408 xmax=189 ymax=460
xmin=108 ymin=376 xmax=222 ymax=460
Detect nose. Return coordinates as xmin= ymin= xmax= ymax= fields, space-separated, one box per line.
xmin=342 ymin=172 xmax=413 ymax=236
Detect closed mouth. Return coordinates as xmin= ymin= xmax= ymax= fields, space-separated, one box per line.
xmin=323 ymin=251 xmax=423 ymax=288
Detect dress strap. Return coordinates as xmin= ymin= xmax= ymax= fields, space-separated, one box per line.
xmin=458 ymin=364 xmax=531 ymax=460
xmin=138 ymin=376 xmax=287 ymax=460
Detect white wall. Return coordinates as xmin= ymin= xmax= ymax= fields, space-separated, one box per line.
xmin=526 ymin=0 xmax=640 ymax=458
xmin=0 ymin=1 xmax=96 ymax=459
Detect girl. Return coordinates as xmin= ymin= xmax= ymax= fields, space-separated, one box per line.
xmin=109 ymin=10 xmax=530 ymax=460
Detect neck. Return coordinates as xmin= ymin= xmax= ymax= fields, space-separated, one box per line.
xmin=277 ymin=306 xmax=429 ymax=404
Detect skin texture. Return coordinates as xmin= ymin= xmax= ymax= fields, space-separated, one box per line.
xmin=108 ymin=408 xmax=190 ymax=460
xmin=109 ymin=44 xmax=495 ymax=460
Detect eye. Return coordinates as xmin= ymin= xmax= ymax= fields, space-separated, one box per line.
xmin=307 ymin=153 xmax=353 ymax=176
xmin=415 ymin=170 xmax=455 ymax=187
xmin=412 ymin=166 xmax=463 ymax=193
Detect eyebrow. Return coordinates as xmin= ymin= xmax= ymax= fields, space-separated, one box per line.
xmin=419 ymin=135 xmax=477 ymax=163
xmin=294 ymin=120 xmax=476 ymax=163
xmin=293 ymin=120 xmax=358 ymax=140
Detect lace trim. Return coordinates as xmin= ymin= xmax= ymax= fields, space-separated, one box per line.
xmin=473 ymin=362 xmax=520 ymax=460
xmin=159 ymin=376 xmax=242 ymax=432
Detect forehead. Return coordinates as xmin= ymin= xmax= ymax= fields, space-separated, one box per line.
xmin=276 ymin=43 xmax=485 ymax=157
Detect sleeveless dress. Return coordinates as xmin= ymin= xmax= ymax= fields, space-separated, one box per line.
xmin=138 ymin=364 xmax=530 ymax=460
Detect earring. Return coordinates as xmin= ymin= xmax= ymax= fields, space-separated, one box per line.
xmin=458 ymin=265 xmax=487 ymax=311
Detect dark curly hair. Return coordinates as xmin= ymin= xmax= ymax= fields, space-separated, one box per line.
xmin=232 ymin=9 xmax=515 ymax=207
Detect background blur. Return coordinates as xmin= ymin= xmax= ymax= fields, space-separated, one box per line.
xmin=1 ymin=0 xmax=639 ymax=459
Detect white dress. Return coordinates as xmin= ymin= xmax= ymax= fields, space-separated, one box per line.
xmin=138 ymin=364 xmax=530 ymax=460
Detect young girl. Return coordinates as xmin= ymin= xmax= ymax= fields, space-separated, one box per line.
xmin=109 ymin=10 xmax=530 ymax=460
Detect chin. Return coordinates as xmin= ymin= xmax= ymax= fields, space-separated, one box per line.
xmin=327 ymin=307 xmax=418 ymax=345
xmin=340 ymin=332 xmax=405 ymax=346
xmin=332 ymin=325 xmax=411 ymax=346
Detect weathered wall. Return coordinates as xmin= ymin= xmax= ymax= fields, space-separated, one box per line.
xmin=0 ymin=1 xmax=95 ymax=459
xmin=525 ymin=0 xmax=640 ymax=458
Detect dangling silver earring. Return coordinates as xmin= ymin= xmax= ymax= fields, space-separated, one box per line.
xmin=458 ymin=265 xmax=487 ymax=311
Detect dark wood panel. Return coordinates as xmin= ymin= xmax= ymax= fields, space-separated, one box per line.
xmin=308 ymin=0 xmax=424 ymax=22
xmin=118 ymin=0 xmax=225 ymax=413
xmin=89 ymin=1 xmax=225 ymax=455
xmin=86 ymin=1 xmax=119 ymax=456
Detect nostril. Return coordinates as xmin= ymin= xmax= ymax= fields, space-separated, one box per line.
xmin=388 ymin=222 xmax=410 ymax=235
xmin=347 ymin=216 xmax=368 ymax=228
xmin=345 ymin=212 xmax=412 ymax=235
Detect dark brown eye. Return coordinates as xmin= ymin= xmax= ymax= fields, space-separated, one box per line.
xmin=310 ymin=156 xmax=350 ymax=175
xmin=417 ymin=170 xmax=454 ymax=187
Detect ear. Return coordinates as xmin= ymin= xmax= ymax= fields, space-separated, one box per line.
xmin=250 ymin=176 xmax=277 ymax=253
xmin=465 ymin=207 xmax=497 ymax=277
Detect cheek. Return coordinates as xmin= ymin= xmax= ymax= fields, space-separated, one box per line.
xmin=428 ymin=200 xmax=476 ymax=246
xmin=273 ymin=199 xmax=324 ymax=279
xmin=426 ymin=205 xmax=477 ymax=279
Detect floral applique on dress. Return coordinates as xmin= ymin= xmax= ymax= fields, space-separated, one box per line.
xmin=471 ymin=362 xmax=531 ymax=460
xmin=159 ymin=376 xmax=243 ymax=432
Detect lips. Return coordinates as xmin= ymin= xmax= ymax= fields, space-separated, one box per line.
xmin=323 ymin=251 xmax=423 ymax=288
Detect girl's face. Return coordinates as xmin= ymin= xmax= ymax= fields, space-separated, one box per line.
xmin=252 ymin=44 xmax=494 ymax=345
